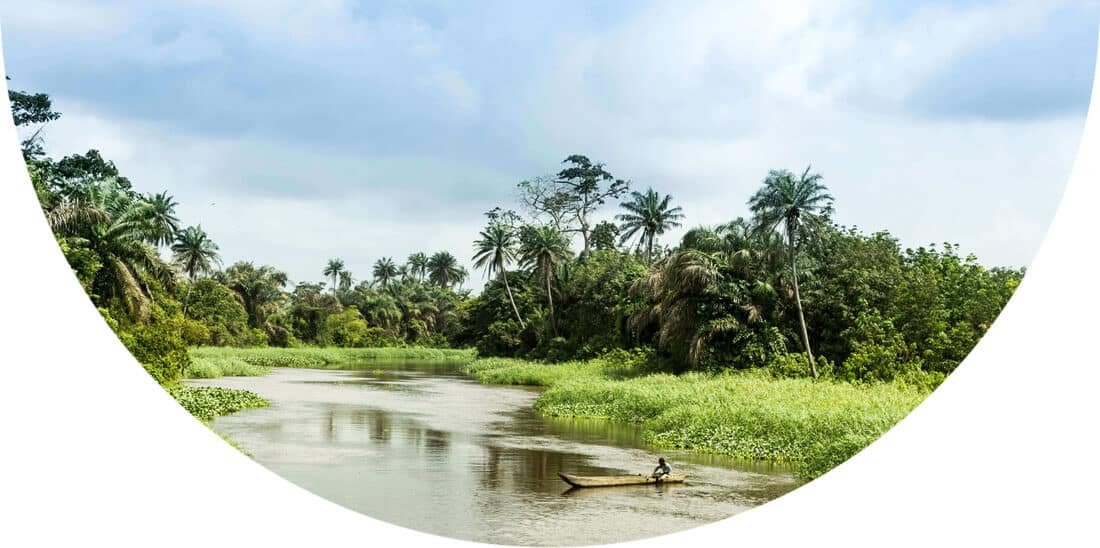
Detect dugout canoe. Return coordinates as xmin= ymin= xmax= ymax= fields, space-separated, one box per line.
xmin=558 ymin=472 xmax=687 ymax=488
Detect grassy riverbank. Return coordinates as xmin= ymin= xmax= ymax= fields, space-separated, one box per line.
xmin=464 ymin=353 xmax=928 ymax=480
xmin=184 ymin=346 xmax=477 ymax=378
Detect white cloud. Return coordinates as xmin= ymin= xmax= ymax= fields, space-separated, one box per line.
xmin=522 ymin=0 xmax=1087 ymax=267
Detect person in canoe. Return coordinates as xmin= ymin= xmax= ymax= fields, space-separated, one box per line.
xmin=652 ymin=458 xmax=671 ymax=481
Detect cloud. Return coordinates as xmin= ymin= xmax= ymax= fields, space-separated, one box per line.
xmin=3 ymin=0 xmax=1096 ymax=285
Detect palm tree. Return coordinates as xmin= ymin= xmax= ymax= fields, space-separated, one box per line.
xmin=171 ymin=225 xmax=221 ymax=314
xmin=407 ymin=252 xmax=429 ymax=282
xmin=473 ymin=223 xmax=525 ymax=328
xmin=140 ymin=191 xmax=181 ymax=247
xmin=338 ymin=271 xmax=354 ymax=292
xmin=747 ymin=166 xmax=833 ymax=378
xmin=519 ymin=225 xmax=571 ymax=335
xmin=217 ymin=262 xmax=288 ymax=329
xmin=323 ymin=258 xmax=345 ymax=298
xmin=50 ymin=178 xmax=176 ymax=318
xmin=373 ymin=257 xmax=399 ymax=288
xmin=172 ymin=225 xmax=221 ymax=281
xmin=616 ymin=188 xmax=685 ymax=264
xmin=427 ymin=251 xmax=463 ymax=289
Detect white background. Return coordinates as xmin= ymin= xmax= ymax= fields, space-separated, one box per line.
xmin=1 ymin=21 xmax=1098 ymax=548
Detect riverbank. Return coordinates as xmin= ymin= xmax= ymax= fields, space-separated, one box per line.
xmin=184 ymin=346 xmax=477 ymax=378
xmin=463 ymin=353 xmax=929 ymax=479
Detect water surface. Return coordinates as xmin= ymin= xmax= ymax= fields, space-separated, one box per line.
xmin=188 ymin=362 xmax=800 ymax=546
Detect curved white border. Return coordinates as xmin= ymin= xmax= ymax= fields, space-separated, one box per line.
xmin=1 ymin=20 xmax=1098 ymax=548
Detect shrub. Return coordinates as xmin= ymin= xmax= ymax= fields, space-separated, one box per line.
xmin=116 ymin=308 xmax=192 ymax=384
xmin=766 ymin=353 xmax=834 ymax=379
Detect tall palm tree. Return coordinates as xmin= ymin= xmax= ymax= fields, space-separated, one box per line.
xmin=323 ymin=258 xmax=345 ymax=298
xmin=373 ymin=257 xmax=399 ymax=288
xmin=426 ymin=251 xmax=463 ymax=289
xmin=407 ymin=252 xmax=429 ymax=282
xmin=747 ymin=166 xmax=833 ymax=378
xmin=171 ymin=225 xmax=221 ymax=314
xmin=616 ymin=188 xmax=685 ymax=264
xmin=519 ymin=225 xmax=571 ymax=335
xmin=473 ymin=223 xmax=525 ymax=328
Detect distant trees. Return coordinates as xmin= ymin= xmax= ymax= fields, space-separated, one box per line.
xmin=21 ymin=76 xmax=1021 ymax=390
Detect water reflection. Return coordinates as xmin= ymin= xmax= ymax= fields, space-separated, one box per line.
xmin=188 ymin=364 xmax=800 ymax=546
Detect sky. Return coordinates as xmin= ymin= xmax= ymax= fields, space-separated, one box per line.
xmin=2 ymin=0 xmax=1098 ymax=288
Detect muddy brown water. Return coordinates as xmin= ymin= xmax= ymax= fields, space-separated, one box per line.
xmin=186 ymin=362 xmax=800 ymax=546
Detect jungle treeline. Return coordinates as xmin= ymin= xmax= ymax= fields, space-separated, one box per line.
xmin=14 ymin=83 xmax=1022 ymax=388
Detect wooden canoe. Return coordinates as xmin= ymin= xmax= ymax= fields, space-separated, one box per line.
xmin=558 ymin=472 xmax=687 ymax=488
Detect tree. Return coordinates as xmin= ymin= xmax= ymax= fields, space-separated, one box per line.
xmin=407 ymin=252 xmax=429 ymax=282
xmin=140 ymin=191 xmax=181 ymax=247
xmin=172 ymin=226 xmax=220 ymax=282
xmin=473 ymin=223 xmax=525 ymax=328
xmin=171 ymin=225 xmax=221 ymax=314
xmin=590 ymin=221 xmax=620 ymax=251
xmin=427 ymin=251 xmax=464 ymax=289
xmin=554 ymin=155 xmax=631 ymax=254
xmin=373 ymin=257 xmax=399 ymax=288
xmin=7 ymin=79 xmax=61 ymax=159
xmin=616 ymin=188 xmax=685 ymax=264
xmin=323 ymin=258 xmax=345 ymax=298
xmin=217 ymin=262 xmax=289 ymax=331
xmin=748 ymin=166 xmax=834 ymax=378
xmin=516 ymin=175 xmax=576 ymax=233
xmin=517 ymin=156 xmax=630 ymax=254
xmin=49 ymin=178 xmax=176 ymax=319
xmin=519 ymin=225 xmax=571 ymax=335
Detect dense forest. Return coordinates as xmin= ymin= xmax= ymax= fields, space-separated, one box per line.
xmin=13 ymin=82 xmax=1022 ymax=391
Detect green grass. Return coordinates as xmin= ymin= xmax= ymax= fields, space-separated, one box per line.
xmin=185 ymin=346 xmax=476 ymax=377
xmin=464 ymin=356 xmax=928 ymax=480
xmin=164 ymin=385 xmax=269 ymax=422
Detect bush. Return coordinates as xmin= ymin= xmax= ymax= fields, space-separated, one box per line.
xmin=116 ymin=308 xmax=192 ymax=384
xmin=766 ymin=353 xmax=834 ymax=379
xmin=181 ymin=318 xmax=211 ymax=346
xmin=476 ymin=320 xmax=525 ymax=357
xmin=543 ymin=337 xmax=575 ymax=363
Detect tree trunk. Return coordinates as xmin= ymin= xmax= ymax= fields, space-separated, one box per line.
xmin=182 ymin=277 xmax=194 ymax=316
xmin=501 ymin=268 xmax=526 ymax=329
xmin=788 ymin=232 xmax=818 ymax=379
xmin=546 ymin=269 xmax=558 ymax=336
xmin=646 ymin=232 xmax=654 ymax=265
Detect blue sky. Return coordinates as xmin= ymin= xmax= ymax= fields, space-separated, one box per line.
xmin=2 ymin=0 xmax=1097 ymax=287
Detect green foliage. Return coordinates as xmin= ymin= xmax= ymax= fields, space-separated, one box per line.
xmin=189 ymin=346 xmax=476 ymax=370
xmin=321 ymin=306 xmax=371 ymax=347
xmin=164 ymin=385 xmax=268 ymax=422
xmin=115 ymin=307 xmax=192 ymax=384
xmin=766 ymin=353 xmax=833 ymax=379
xmin=182 ymin=278 xmax=259 ymax=346
xmin=469 ymin=355 xmax=923 ymax=479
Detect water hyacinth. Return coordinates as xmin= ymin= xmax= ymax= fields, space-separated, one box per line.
xmin=164 ymin=385 xmax=269 ymax=422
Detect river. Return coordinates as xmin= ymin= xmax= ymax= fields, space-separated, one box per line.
xmin=186 ymin=361 xmax=800 ymax=546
